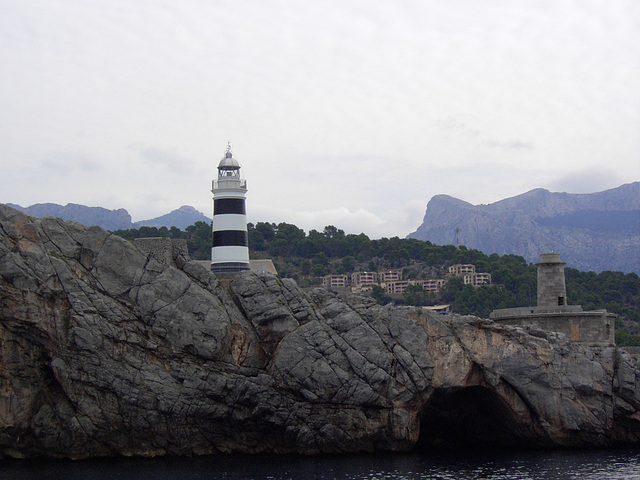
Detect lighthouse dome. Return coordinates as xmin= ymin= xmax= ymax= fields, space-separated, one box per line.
xmin=218 ymin=151 xmax=240 ymax=169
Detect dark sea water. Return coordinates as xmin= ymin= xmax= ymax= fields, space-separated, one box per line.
xmin=1 ymin=448 xmax=639 ymax=480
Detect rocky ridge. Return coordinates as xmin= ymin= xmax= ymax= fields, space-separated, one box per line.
xmin=0 ymin=204 xmax=638 ymax=459
xmin=407 ymin=182 xmax=640 ymax=273
xmin=6 ymin=203 xmax=211 ymax=231
xmin=6 ymin=203 xmax=133 ymax=231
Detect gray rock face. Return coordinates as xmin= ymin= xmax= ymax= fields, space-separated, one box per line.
xmin=407 ymin=183 xmax=640 ymax=274
xmin=0 ymin=204 xmax=638 ymax=459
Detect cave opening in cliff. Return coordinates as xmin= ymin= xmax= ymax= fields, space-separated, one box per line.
xmin=415 ymin=386 xmax=525 ymax=450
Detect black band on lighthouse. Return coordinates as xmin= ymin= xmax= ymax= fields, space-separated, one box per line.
xmin=213 ymin=230 xmax=249 ymax=247
xmin=214 ymin=198 xmax=246 ymax=215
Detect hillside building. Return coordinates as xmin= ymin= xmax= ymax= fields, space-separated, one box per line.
xmin=322 ymin=274 xmax=349 ymax=289
xmin=383 ymin=278 xmax=446 ymax=294
xmin=449 ymin=264 xmax=476 ymax=276
xmin=419 ymin=279 xmax=447 ymax=292
xmin=324 ymin=265 xmax=488 ymax=295
xmin=463 ymin=272 xmax=492 ymax=286
xmin=383 ymin=281 xmax=411 ymax=295
xmin=447 ymin=264 xmax=492 ymax=286
xmin=350 ymin=271 xmax=378 ymax=291
xmin=377 ymin=270 xmax=403 ymax=283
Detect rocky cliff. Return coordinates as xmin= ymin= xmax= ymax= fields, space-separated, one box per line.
xmin=407 ymin=183 xmax=640 ymax=274
xmin=0 ymin=204 xmax=638 ymax=459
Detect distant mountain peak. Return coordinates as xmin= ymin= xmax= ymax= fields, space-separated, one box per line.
xmin=176 ymin=205 xmax=199 ymax=212
xmin=408 ymin=182 xmax=640 ymax=274
xmin=133 ymin=206 xmax=211 ymax=230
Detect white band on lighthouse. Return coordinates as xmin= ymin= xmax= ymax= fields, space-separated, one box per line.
xmin=211 ymin=144 xmax=250 ymax=274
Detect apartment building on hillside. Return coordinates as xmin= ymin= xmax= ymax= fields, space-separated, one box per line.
xmin=322 ymin=264 xmax=491 ymax=294
xmin=322 ymin=274 xmax=349 ymax=289
xmin=463 ymin=272 xmax=492 ymax=286
xmin=449 ymin=264 xmax=476 ymax=276
xmin=351 ymin=271 xmax=378 ymax=288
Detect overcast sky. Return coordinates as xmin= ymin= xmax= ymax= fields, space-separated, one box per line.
xmin=1 ymin=0 xmax=638 ymax=238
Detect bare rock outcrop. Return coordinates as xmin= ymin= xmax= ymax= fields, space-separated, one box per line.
xmin=407 ymin=182 xmax=640 ymax=274
xmin=0 ymin=204 xmax=638 ymax=459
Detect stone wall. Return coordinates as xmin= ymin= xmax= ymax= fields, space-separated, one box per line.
xmin=491 ymin=309 xmax=616 ymax=346
xmin=491 ymin=306 xmax=583 ymax=317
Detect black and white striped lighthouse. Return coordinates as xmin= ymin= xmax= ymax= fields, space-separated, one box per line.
xmin=211 ymin=144 xmax=250 ymax=273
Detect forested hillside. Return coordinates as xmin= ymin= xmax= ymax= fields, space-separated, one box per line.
xmin=112 ymin=221 xmax=640 ymax=345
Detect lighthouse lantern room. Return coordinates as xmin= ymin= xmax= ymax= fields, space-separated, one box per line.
xmin=211 ymin=144 xmax=250 ymax=273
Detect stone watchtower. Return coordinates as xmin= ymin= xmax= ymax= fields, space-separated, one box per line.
xmin=489 ymin=252 xmax=616 ymax=346
xmin=211 ymin=144 xmax=250 ymax=274
xmin=536 ymin=253 xmax=567 ymax=307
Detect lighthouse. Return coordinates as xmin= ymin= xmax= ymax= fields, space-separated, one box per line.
xmin=211 ymin=144 xmax=250 ymax=273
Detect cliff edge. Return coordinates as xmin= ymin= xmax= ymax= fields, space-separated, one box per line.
xmin=0 ymin=204 xmax=638 ymax=459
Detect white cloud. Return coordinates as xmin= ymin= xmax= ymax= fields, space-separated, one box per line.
xmin=248 ymin=198 xmax=426 ymax=239
xmin=0 ymin=0 xmax=638 ymax=238
xmin=547 ymin=167 xmax=635 ymax=195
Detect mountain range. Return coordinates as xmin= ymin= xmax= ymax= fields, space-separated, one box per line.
xmin=407 ymin=182 xmax=640 ymax=274
xmin=6 ymin=182 xmax=639 ymax=273
xmin=5 ymin=203 xmax=211 ymax=231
